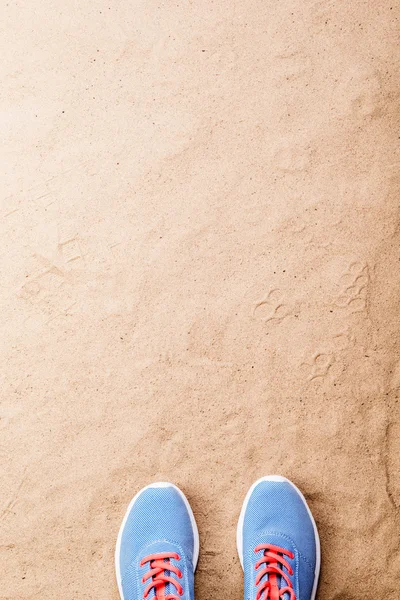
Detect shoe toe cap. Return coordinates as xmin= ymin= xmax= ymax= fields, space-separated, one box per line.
xmin=243 ymin=478 xmax=317 ymax=566
xmin=118 ymin=484 xmax=195 ymax=576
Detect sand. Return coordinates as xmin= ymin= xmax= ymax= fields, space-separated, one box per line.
xmin=1 ymin=1 xmax=400 ymax=598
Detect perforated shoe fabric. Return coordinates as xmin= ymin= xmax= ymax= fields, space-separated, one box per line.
xmin=237 ymin=476 xmax=320 ymax=600
xmin=115 ymin=483 xmax=199 ymax=600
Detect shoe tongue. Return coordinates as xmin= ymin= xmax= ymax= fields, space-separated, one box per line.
xmin=268 ymin=563 xmax=287 ymax=600
xmin=269 ymin=573 xmax=281 ymax=600
xmin=256 ymin=535 xmax=295 ymax=600
xmin=155 ymin=586 xmax=167 ymax=600
xmin=152 ymin=557 xmax=175 ymax=599
xmin=163 ymin=556 xmax=172 ymax=598
xmin=140 ymin=542 xmax=180 ymax=600
xmin=147 ymin=559 xmax=174 ymax=600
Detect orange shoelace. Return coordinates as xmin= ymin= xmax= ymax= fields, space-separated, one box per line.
xmin=140 ymin=552 xmax=183 ymax=600
xmin=254 ymin=544 xmax=296 ymax=600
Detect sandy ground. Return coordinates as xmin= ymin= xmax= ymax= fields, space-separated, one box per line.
xmin=1 ymin=1 xmax=400 ymax=598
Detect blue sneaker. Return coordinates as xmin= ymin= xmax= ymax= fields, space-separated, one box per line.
xmin=237 ymin=476 xmax=320 ymax=600
xmin=115 ymin=482 xmax=199 ymax=600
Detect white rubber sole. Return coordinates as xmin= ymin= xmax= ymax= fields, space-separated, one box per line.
xmin=115 ymin=482 xmax=200 ymax=600
xmin=236 ymin=475 xmax=321 ymax=600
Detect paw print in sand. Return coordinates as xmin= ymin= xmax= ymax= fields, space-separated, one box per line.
xmin=302 ymin=352 xmax=335 ymax=382
xmin=335 ymin=262 xmax=369 ymax=313
xmin=253 ymin=288 xmax=292 ymax=324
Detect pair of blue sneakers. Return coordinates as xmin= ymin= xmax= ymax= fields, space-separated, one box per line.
xmin=115 ymin=476 xmax=320 ymax=600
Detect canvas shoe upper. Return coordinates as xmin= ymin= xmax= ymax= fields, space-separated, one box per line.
xmin=237 ymin=476 xmax=320 ymax=600
xmin=116 ymin=482 xmax=199 ymax=600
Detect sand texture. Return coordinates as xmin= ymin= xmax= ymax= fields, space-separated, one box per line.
xmin=2 ymin=1 xmax=400 ymax=598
